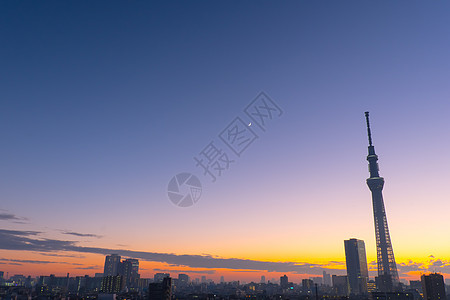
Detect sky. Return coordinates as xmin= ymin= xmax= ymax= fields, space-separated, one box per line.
xmin=1 ymin=1 xmax=450 ymax=284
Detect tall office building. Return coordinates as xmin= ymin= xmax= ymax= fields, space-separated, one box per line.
xmin=310 ymin=277 xmax=322 ymax=286
xmin=323 ymin=271 xmax=332 ymax=286
xmin=121 ymin=258 xmax=139 ymax=288
xmin=148 ymin=277 xmax=172 ymax=300
xmin=302 ymin=279 xmax=314 ymax=292
xmin=364 ymin=112 xmax=399 ymax=291
xmin=178 ymin=274 xmax=190 ymax=286
xmin=104 ymin=254 xmax=121 ymax=276
xmin=280 ymin=275 xmax=289 ymax=289
xmin=261 ymin=275 xmax=266 ymax=284
xmin=421 ymin=273 xmax=446 ymax=300
xmin=344 ymin=238 xmax=369 ymax=295
xmin=154 ymin=273 xmax=170 ymax=283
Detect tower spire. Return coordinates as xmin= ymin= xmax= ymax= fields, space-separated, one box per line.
xmin=364 ymin=112 xmax=399 ymax=292
xmin=365 ymin=111 xmax=373 ymax=146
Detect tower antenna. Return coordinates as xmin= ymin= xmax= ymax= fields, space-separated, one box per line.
xmin=365 ymin=111 xmax=372 ymax=146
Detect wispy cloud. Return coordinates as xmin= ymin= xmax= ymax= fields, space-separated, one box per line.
xmin=0 ymin=229 xmax=74 ymax=252
xmin=74 ymin=265 xmax=101 ymax=270
xmin=61 ymin=231 xmax=102 ymax=239
xmin=0 ymin=258 xmax=60 ymax=264
xmin=153 ymin=268 xmax=216 ymax=275
xmin=0 ymin=210 xmax=28 ymax=224
xmin=38 ymin=252 xmax=85 ymax=259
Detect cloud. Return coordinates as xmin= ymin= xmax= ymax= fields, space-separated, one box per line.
xmin=0 ymin=229 xmax=39 ymax=236
xmin=0 ymin=210 xmax=28 ymax=223
xmin=38 ymin=252 xmax=85 ymax=259
xmin=0 ymin=229 xmax=345 ymax=275
xmin=153 ymin=268 xmax=216 ymax=275
xmin=397 ymin=261 xmax=426 ymax=274
xmin=74 ymin=265 xmax=101 ymax=270
xmin=0 ymin=258 xmax=60 ymax=264
xmin=61 ymin=231 xmax=102 ymax=239
xmin=396 ymin=257 xmax=450 ymax=277
xmin=0 ymin=229 xmax=75 ymax=251
xmin=431 ymin=259 xmax=444 ymax=267
xmin=0 ymin=213 xmax=20 ymax=220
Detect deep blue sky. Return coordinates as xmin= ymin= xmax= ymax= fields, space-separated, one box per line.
xmin=1 ymin=1 xmax=450 ymax=280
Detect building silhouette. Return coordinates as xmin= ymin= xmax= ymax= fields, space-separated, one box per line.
xmin=310 ymin=277 xmax=322 ymax=286
xmin=121 ymin=258 xmax=139 ymax=288
xmin=100 ymin=275 xmax=123 ymax=294
xmin=364 ymin=112 xmax=399 ymax=291
xmin=323 ymin=271 xmax=331 ymax=286
xmin=332 ymin=275 xmax=350 ymax=296
xmin=421 ymin=273 xmax=446 ymax=300
xmin=148 ymin=277 xmax=172 ymax=300
xmin=104 ymin=254 xmax=121 ymax=277
xmin=370 ymin=291 xmax=414 ymax=300
xmin=344 ymin=238 xmax=369 ymax=295
xmin=154 ymin=273 xmax=170 ymax=283
xmin=102 ymin=255 xmax=140 ymax=290
xmin=302 ymin=278 xmax=314 ymax=292
xmin=178 ymin=274 xmax=189 ymax=287
xmin=409 ymin=280 xmax=422 ymax=293
xmin=280 ymin=275 xmax=289 ymax=289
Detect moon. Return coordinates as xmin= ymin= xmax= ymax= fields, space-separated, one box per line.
xmin=248 ymin=122 xmax=252 ymax=126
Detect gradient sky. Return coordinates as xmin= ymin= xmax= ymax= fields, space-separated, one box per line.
xmin=1 ymin=1 xmax=450 ymax=283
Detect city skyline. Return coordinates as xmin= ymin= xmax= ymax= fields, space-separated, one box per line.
xmin=2 ymin=1 xmax=450 ymax=284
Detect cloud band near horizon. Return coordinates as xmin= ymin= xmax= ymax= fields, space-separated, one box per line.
xmin=0 ymin=229 xmax=341 ymax=275
xmin=1 ymin=229 xmax=448 ymax=277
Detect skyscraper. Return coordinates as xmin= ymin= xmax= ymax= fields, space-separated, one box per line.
xmin=344 ymin=238 xmax=369 ymax=295
xmin=103 ymin=254 xmax=121 ymax=276
xmin=302 ymin=279 xmax=314 ymax=292
xmin=178 ymin=274 xmax=190 ymax=286
xmin=323 ymin=271 xmax=332 ymax=286
xmin=121 ymin=258 xmax=139 ymax=288
xmin=421 ymin=273 xmax=446 ymax=300
xmin=148 ymin=277 xmax=172 ymax=300
xmin=280 ymin=275 xmax=289 ymax=289
xmin=154 ymin=273 xmax=170 ymax=283
xmin=364 ymin=112 xmax=399 ymax=291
